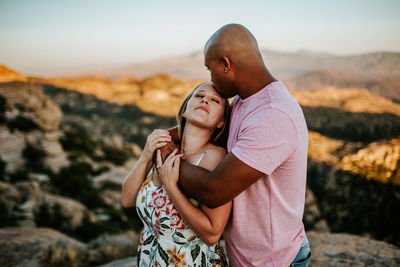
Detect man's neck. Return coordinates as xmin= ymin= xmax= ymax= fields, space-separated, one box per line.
xmin=237 ymin=68 xmax=277 ymax=99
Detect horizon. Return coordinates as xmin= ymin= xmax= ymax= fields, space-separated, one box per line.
xmin=1 ymin=0 xmax=399 ymax=77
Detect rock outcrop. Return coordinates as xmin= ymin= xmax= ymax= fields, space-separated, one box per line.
xmin=340 ymin=138 xmax=400 ymax=184
xmin=0 ymin=82 xmax=69 ymax=173
xmin=0 ymin=227 xmax=139 ymax=267
xmin=0 ymin=227 xmax=86 ymax=267
xmin=307 ymin=231 xmax=400 ymax=266
xmin=99 ymin=231 xmax=400 ymax=267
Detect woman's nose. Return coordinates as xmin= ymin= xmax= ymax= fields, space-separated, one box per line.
xmin=201 ymin=98 xmax=209 ymax=104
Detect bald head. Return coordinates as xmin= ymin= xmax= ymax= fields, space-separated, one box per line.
xmin=204 ymin=24 xmax=263 ymax=67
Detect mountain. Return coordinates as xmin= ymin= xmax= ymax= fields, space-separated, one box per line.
xmin=284 ymin=71 xmax=400 ymax=101
xmin=82 ymin=50 xmax=400 ymax=82
xmin=0 ymin=65 xmax=27 ymax=83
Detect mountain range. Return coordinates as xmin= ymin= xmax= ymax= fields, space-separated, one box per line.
xmin=80 ymin=50 xmax=400 ymax=82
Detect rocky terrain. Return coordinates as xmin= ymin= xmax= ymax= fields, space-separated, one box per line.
xmin=1 ymin=66 xmax=399 ymax=266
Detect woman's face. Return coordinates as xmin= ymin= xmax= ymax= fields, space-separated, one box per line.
xmin=183 ymin=83 xmax=225 ymax=130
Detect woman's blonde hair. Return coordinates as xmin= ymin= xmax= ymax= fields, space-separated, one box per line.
xmin=176 ymin=83 xmax=231 ymax=148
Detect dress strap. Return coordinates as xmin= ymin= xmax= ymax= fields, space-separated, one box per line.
xmin=194 ymin=151 xmax=207 ymax=166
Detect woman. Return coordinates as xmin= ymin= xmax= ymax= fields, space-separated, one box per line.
xmin=121 ymin=82 xmax=231 ymax=266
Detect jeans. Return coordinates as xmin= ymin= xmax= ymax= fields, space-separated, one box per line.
xmin=289 ymin=235 xmax=311 ymax=267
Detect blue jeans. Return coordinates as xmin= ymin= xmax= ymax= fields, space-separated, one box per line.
xmin=289 ymin=236 xmax=311 ymax=267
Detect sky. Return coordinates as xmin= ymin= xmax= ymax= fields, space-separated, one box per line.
xmin=1 ymin=0 xmax=399 ymax=76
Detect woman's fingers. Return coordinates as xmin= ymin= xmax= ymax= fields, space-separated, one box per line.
xmin=156 ymin=149 xmax=163 ymax=167
xmin=172 ymin=155 xmax=181 ymax=170
xmin=165 ymin=148 xmax=178 ymax=162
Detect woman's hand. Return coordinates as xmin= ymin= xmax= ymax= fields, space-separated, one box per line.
xmin=156 ymin=148 xmax=183 ymax=189
xmin=141 ymin=129 xmax=171 ymax=163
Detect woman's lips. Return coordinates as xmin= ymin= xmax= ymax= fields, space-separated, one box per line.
xmin=196 ymin=106 xmax=209 ymax=113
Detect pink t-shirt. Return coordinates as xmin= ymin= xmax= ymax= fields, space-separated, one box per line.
xmin=224 ymin=81 xmax=308 ymax=267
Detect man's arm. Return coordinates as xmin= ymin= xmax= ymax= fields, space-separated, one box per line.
xmin=167 ymin=126 xmax=179 ymax=144
xmin=178 ymin=152 xmax=264 ymax=208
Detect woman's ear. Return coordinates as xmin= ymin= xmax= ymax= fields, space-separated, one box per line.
xmin=217 ymin=121 xmax=224 ymax=128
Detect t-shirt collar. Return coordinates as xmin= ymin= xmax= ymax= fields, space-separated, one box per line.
xmin=239 ymin=80 xmax=281 ymax=105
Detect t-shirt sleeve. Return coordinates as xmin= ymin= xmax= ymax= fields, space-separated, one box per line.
xmin=231 ymin=108 xmax=297 ymax=175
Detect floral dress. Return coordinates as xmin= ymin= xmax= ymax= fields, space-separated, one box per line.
xmin=136 ymin=155 xmax=228 ymax=267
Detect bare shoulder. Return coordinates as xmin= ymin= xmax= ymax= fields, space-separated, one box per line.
xmin=199 ymin=145 xmax=227 ymax=171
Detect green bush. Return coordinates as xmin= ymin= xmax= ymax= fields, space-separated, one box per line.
xmin=7 ymin=115 xmax=39 ymax=132
xmin=60 ymin=127 xmax=97 ymax=155
xmin=100 ymin=144 xmax=129 ymax=165
xmin=9 ymin=169 xmax=29 ymax=182
xmin=34 ymin=202 xmax=72 ymax=232
xmin=0 ymin=156 xmax=5 ymax=181
xmin=50 ymin=162 xmax=106 ymax=209
xmin=22 ymin=142 xmax=46 ymax=172
xmin=99 ymin=181 xmax=121 ymax=191
xmin=60 ymin=127 xmax=129 ymax=165
xmin=0 ymin=95 xmax=6 ymax=124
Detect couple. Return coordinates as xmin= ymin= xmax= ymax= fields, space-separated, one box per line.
xmin=122 ymin=24 xmax=311 ymax=267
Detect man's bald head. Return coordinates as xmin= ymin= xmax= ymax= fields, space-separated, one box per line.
xmin=204 ymin=24 xmax=263 ymax=67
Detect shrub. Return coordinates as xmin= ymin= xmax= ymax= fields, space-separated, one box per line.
xmin=34 ymin=202 xmax=72 ymax=232
xmin=50 ymin=163 xmax=106 ymax=209
xmin=0 ymin=95 xmax=6 ymax=124
xmin=9 ymin=169 xmax=29 ymax=182
xmin=7 ymin=115 xmax=39 ymax=132
xmin=60 ymin=127 xmax=97 ymax=155
xmin=0 ymin=156 xmax=5 ymax=181
xmin=22 ymin=142 xmax=46 ymax=172
xmin=100 ymin=144 xmax=129 ymax=165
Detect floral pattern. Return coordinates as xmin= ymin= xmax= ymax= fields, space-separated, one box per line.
xmin=136 ymin=169 xmax=228 ymax=266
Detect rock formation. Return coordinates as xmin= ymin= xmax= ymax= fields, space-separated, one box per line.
xmin=0 ymin=82 xmax=69 ymax=173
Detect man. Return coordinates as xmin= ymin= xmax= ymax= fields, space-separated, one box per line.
xmin=162 ymin=24 xmax=310 ymax=266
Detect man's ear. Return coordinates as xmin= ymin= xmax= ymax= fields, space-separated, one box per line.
xmin=220 ymin=56 xmax=231 ymax=73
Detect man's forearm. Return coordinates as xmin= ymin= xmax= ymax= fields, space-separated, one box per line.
xmin=178 ymin=160 xmax=220 ymax=208
xmin=177 ymin=152 xmax=265 ymax=209
xmin=166 ymin=126 xmax=179 ymax=144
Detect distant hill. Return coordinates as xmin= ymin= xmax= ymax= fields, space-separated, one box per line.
xmin=0 ymin=65 xmax=27 ymax=83
xmin=284 ymin=71 xmax=400 ymax=101
xmin=82 ymin=50 xmax=400 ymax=81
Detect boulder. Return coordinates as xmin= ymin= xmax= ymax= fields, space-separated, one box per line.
xmin=0 ymin=82 xmax=62 ymax=132
xmin=0 ymin=227 xmax=86 ymax=267
xmin=35 ymin=193 xmax=97 ymax=230
xmin=0 ymin=126 xmax=25 ymax=173
xmin=308 ymin=231 xmax=400 ymax=266
xmin=86 ymin=231 xmax=139 ymax=265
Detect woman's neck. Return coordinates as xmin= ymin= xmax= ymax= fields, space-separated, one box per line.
xmin=181 ymin=123 xmax=213 ymax=156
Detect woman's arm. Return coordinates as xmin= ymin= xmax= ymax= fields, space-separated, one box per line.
xmin=121 ymin=129 xmax=171 ymax=207
xmin=157 ymin=148 xmax=232 ymax=246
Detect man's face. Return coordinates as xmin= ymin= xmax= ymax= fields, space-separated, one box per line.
xmin=204 ymin=50 xmax=235 ymax=99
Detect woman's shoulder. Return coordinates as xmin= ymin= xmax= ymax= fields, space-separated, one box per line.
xmin=199 ymin=145 xmax=227 ymax=171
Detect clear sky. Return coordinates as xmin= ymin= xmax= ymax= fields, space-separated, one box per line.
xmin=1 ymin=0 xmax=399 ymax=76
